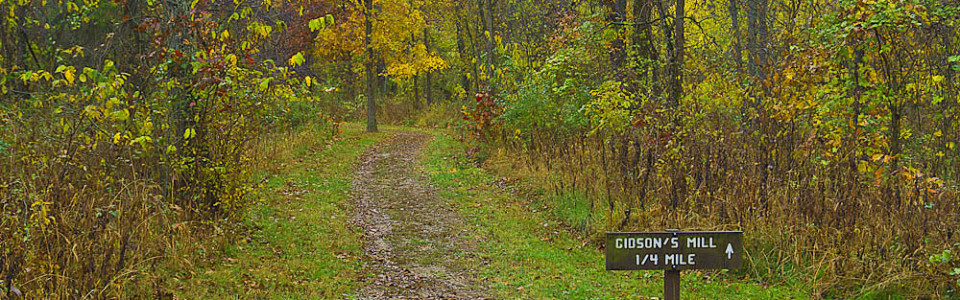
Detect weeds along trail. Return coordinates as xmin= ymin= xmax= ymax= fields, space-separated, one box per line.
xmin=352 ymin=132 xmax=487 ymax=299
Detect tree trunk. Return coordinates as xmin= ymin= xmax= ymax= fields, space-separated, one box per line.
xmin=728 ymin=0 xmax=744 ymax=82
xmin=633 ymin=0 xmax=657 ymax=80
xmin=847 ymin=45 xmax=864 ymax=179
xmin=469 ymin=6 xmax=484 ymax=94
xmin=669 ymin=0 xmax=684 ymax=109
xmin=424 ymin=27 xmax=434 ymax=106
xmin=746 ymin=0 xmax=769 ymax=103
xmin=379 ymin=56 xmax=388 ymax=104
xmin=889 ymin=98 xmax=902 ymax=208
xmin=843 ymin=44 xmax=864 ymax=217
xmin=479 ymin=0 xmax=495 ymax=89
xmin=455 ymin=20 xmax=472 ymax=97
xmin=655 ymin=0 xmax=674 ymax=104
xmin=746 ymin=0 xmax=769 ymax=208
xmin=605 ymin=0 xmax=628 ymax=74
xmin=938 ymin=23 xmax=956 ymax=178
xmin=889 ymin=102 xmax=902 ymax=168
xmin=413 ymin=74 xmax=421 ymax=110
xmin=365 ymin=0 xmax=378 ymax=133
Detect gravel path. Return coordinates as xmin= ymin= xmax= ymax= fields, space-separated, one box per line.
xmin=352 ymin=132 xmax=487 ymax=299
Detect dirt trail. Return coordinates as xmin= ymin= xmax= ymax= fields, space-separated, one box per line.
xmin=352 ymin=132 xmax=487 ymax=299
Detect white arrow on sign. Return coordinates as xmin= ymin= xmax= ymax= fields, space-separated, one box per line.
xmin=725 ymin=243 xmax=734 ymax=259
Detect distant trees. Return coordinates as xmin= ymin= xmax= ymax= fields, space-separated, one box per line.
xmin=311 ymin=0 xmax=449 ymax=131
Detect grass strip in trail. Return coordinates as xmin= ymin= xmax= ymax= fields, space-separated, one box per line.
xmin=170 ymin=124 xmax=388 ymax=299
xmin=421 ymin=131 xmax=812 ymax=299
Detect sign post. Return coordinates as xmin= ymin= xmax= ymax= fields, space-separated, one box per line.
xmin=605 ymin=230 xmax=744 ymax=300
xmin=665 ymin=268 xmax=679 ymax=299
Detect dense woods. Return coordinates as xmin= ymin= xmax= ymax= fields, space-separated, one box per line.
xmin=1 ymin=0 xmax=959 ymax=298
xmin=0 ymin=0 xmax=329 ymax=297
xmin=458 ymin=0 xmax=960 ymax=296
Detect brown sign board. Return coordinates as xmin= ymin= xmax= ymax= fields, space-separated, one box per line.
xmin=605 ymin=231 xmax=743 ymax=271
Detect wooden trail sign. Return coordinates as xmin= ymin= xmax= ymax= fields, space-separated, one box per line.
xmin=606 ymin=231 xmax=743 ymax=270
xmin=605 ymin=230 xmax=744 ymax=300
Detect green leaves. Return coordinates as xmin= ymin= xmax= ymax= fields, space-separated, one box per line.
xmin=259 ymin=77 xmax=273 ymax=92
xmin=0 ymin=138 xmax=8 ymax=157
xmin=584 ymin=80 xmax=635 ymax=134
xmin=288 ymin=52 xmax=305 ymax=67
xmin=309 ymin=15 xmax=334 ymax=32
xmin=130 ymin=136 xmax=153 ymax=150
xmin=110 ymin=109 xmax=130 ymax=122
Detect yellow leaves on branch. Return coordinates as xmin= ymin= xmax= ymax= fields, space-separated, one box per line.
xmin=314 ymin=0 xmax=441 ymax=78
xmin=248 ymin=22 xmax=273 ymax=39
xmin=385 ymin=54 xmax=447 ymax=78
xmin=184 ymin=128 xmax=197 ymax=140
xmin=385 ymin=64 xmax=416 ymax=78
xmin=20 ymin=70 xmax=53 ymax=85
xmin=309 ymin=15 xmax=335 ymax=32
xmin=55 ymin=65 xmax=77 ymax=85
xmin=226 ymin=54 xmax=239 ymax=67
xmin=29 ymin=199 xmax=53 ymax=227
xmin=64 ymin=68 xmax=76 ymax=85
xmin=584 ymin=81 xmax=634 ymax=134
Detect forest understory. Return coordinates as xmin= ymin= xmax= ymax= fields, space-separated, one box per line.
xmin=2 ymin=0 xmax=960 ymax=298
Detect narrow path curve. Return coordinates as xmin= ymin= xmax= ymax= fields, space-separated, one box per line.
xmin=351 ymin=132 xmax=487 ymax=299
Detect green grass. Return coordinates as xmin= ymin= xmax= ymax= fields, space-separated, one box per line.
xmin=171 ymin=124 xmax=389 ymax=299
xmin=166 ymin=125 xmax=813 ymax=299
xmin=550 ymin=190 xmax=601 ymax=233
xmin=421 ymin=131 xmax=812 ymax=299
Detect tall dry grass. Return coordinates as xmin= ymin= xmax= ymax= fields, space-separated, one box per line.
xmin=479 ymin=114 xmax=960 ymax=298
xmin=0 ymin=105 xmax=334 ymax=298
